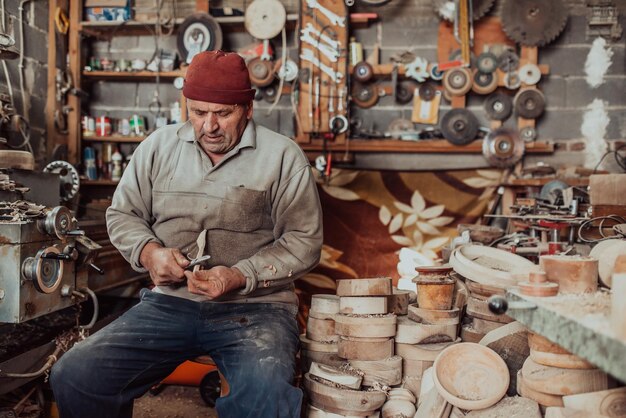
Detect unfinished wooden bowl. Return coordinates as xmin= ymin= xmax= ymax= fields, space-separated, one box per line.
xmin=310 ymin=294 xmax=340 ymax=319
xmin=349 ymin=355 xmax=403 ymax=386
xmin=457 ymin=224 xmax=505 ymax=245
xmin=589 ymin=239 xmax=626 ymax=288
xmin=304 ymin=373 xmax=386 ymax=415
xmin=408 ymin=304 xmax=460 ymax=325
xmin=336 ymin=277 xmax=393 ymax=296
xmin=432 ymin=342 xmax=509 ymax=410
xmin=540 ymin=255 xmax=598 ymax=294
xmin=528 ymin=332 xmax=594 ymax=369
xmin=450 ymin=245 xmax=536 ymax=288
xmin=414 ymin=277 xmax=456 ymax=310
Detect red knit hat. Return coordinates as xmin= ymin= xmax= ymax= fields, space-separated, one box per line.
xmin=183 ymin=50 xmax=255 ymax=105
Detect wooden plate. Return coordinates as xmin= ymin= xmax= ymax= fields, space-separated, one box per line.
xmin=336 ymin=278 xmax=393 ymax=296
xmin=335 ymin=314 xmax=397 ymax=338
xmin=304 ymin=373 xmax=386 ymax=416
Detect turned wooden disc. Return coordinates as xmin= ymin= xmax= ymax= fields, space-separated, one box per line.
xmin=466 ymin=279 xmax=506 ymax=299
xmin=301 ymin=350 xmax=346 ymax=373
xmin=388 ymin=289 xmax=411 ymax=315
xmin=339 ymin=296 xmax=388 ymax=315
xmin=349 ymin=355 xmax=403 ymax=386
xmin=309 ymin=362 xmax=363 ymax=389
xmin=336 ymin=277 xmax=393 ymax=296
xmin=466 ymin=296 xmax=514 ymax=324
xmin=519 ymin=281 xmax=559 ymax=297
xmin=338 ymin=336 xmax=395 ymax=361
xmin=310 ymin=294 xmax=340 ymax=319
xmin=402 ymin=358 xmax=434 ymax=378
xmin=522 ymin=357 xmax=609 ymax=396
xmin=304 ymin=373 xmax=386 ymax=416
xmin=395 ymin=316 xmax=457 ymax=345
xmin=407 ymin=304 xmax=460 ymax=325
xmin=334 ymin=314 xmax=397 ymax=338
xmin=460 ymin=324 xmax=485 ymax=343
xmin=470 ymin=317 xmax=505 ymax=334
xmin=395 ymin=338 xmax=460 ymax=362
xmin=306 ymin=317 xmax=338 ymax=343
xmin=540 ymin=255 xmax=598 ymax=294
xmin=517 ymin=370 xmax=564 ymax=407
xmin=300 ymin=334 xmax=338 ymax=353
xmin=562 ymin=387 xmax=626 ymax=417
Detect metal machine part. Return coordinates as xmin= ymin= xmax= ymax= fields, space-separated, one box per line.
xmin=471 ymin=70 xmax=498 ymax=95
xmin=395 ymin=80 xmax=418 ymax=104
xmin=404 ymin=56 xmax=430 ymax=82
xmin=419 ymin=81 xmax=437 ymax=101
xmin=518 ymin=63 xmax=541 ymax=85
xmin=276 ymin=59 xmax=299 ymax=82
xmin=39 ymin=206 xmax=75 ymax=239
xmin=519 ymin=126 xmax=537 ymax=142
xmin=503 ymin=71 xmax=522 ymax=90
xmin=22 ymin=246 xmax=65 ymax=294
xmin=500 ymin=0 xmax=569 ymax=46
xmin=248 ymin=58 xmax=276 ymax=87
xmin=514 ymin=88 xmax=546 ymax=119
xmin=353 ymin=61 xmax=374 ymax=83
xmin=261 ymin=84 xmax=279 ymax=103
xmin=440 ymin=108 xmax=479 ymax=145
xmin=177 ymin=13 xmax=223 ymax=63
xmin=43 ymin=161 xmax=80 ymax=202
xmin=330 ymin=115 xmax=349 ymax=134
xmin=351 ymin=83 xmax=379 ymax=108
xmin=539 ymin=180 xmax=570 ymax=205
xmin=442 ymin=67 xmax=472 ymax=96
xmin=484 ymin=92 xmax=513 ymax=121
xmin=432 ymin=0 xmax=495 ymax=21
xmin=482 ymin=127 xmax=525 ymax=168
xmin=388 ymin=118 xmax=414 ymax=133
xmin=476 ymin=52 xmax=498 ymax=73
xmin=497 ymin=50 xmax=519 ymax=72
xmin=429 ymin=64 xmax=444 ymax=81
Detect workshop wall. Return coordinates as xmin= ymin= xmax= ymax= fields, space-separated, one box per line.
xmin=0 ymin=0 xmax=49 ymax=165
xmin=85 ymin=0 xmax=626 ymax=172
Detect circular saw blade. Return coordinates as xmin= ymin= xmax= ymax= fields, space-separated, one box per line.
xmin=482 ymin=128 xmax=525 ymax=168
xmin=432 ymin=0 xmax=495 ymax=21
xmin=440 ymin=108 xmax=479 ymax=145
xmin=500 ymin=0 xmax=568 ymax=47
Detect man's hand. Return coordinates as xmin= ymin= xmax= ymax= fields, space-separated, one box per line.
xmin=185 ymin=266 xmax=246 ymax=298
xmin=140 ymin=242 xmax=190 ymax=285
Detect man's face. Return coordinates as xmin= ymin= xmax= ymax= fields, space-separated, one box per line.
xmin=187 ymin=99 xmax=253 ymax=158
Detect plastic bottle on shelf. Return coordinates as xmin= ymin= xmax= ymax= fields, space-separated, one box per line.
xmin=111 ymin=148 xmax=123 ymax=181
xmin=170 ymin=102 xmax=181 ymax=124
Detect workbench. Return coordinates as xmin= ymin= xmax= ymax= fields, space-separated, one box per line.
xmin=505 ymin=289 xmax=626 ymax=384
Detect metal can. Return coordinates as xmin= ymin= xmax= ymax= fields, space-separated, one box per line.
xmin=82 ymin=116 xmax=95 ymax=136
xmin=95 ymin=116 xmax=111 ymax=136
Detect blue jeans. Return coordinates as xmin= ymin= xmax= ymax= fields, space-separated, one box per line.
xmin=50 ymin=289 xmax=302 ymax=418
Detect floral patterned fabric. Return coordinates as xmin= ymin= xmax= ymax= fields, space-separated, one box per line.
xmin=295 ymin=168 xmax=503 ymax=328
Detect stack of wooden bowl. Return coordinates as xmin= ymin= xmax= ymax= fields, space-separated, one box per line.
xmin=517 ymin=332 xmax=611 ymax=411
xmin=394 ymin=266 xmax=461 ymax=398
xmin=334 ymin=278 xmax=400 ymax=385
xmin=461 ymin=279 xmax=513 ymax=343
xmin=300 ymin=294 xmax=342 ymax=372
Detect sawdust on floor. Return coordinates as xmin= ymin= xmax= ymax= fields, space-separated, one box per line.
xmin=133 ymin=385 xmax=217 ymax=418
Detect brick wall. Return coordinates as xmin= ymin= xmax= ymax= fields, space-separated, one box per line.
xmin=0 ymin=0 xmax=49 ymax=166
xmin=17 ymin=0 xmax=625 ymax=171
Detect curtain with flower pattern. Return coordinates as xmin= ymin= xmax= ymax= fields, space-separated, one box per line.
xmin=295 ymin=168 xmax=504 ymax=327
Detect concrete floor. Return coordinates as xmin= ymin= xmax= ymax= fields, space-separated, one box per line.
xmin=133 ymin=385 xmax=217 ymax=418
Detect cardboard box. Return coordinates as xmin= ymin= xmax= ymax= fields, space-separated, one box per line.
xmin=84 ymin=0 xmax=130 ymax=21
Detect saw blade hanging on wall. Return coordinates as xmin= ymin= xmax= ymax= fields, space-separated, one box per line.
xmin=500 ymin=0 xmax=569 ymax=46
xmin=482 ymin=127 xmax=525 ymax=168
xmin=439 ymin=108 xmax=479 ymax=145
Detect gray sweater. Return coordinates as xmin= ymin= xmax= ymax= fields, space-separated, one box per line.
xmin=106 ymin=120 xmax=323 ymax=304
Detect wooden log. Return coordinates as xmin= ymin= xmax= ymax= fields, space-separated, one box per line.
xmin=517 ymin=370 xmax=564 ymax=407
xmin=395 ymin=338 xmax=460 ymax=362
xmin=304 ymin=373 xmax=386 ymax=416
xmin=334 ymin=314 xmax=397 ymax=338
xmin=395 ymin=316 xmax=457 ymax=344
xmin=300 ymin=334 xmax=338 ymax=353
xmin=562 ymin=387 xmax=626 ymax=418
xmin=339 ymin=296 xmax=388 ymax=315
xmin=467 ymin=296 xmax=513 ymax=323
xmin=309 ymin=362 xmax=363 ymax=390
xmin=336 ymin=278 xmax=393 ymax=296
xmin=544 ymin=407 xmax=594 ymax=418
xmin=349 ymin=355 xmax=403 ymax=387
xmin=310 ymin=294 xmax=340 ymax=319
xmin=388 ymin=289 xmax=411 ymax=315
xmin=408 ymin=304 xmax=460 ymax=325
xmin=307 ymin=317 xmax=338 ymax=343
xmin=338 ymin=336 xmax=395 ymax=361
xmin=521 ymin=357 xmax=610 ymax=396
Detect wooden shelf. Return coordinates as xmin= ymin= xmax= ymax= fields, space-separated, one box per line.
xmin=81 ymin=179 xmax=119 ymax=186
xmin=83 ymin=135 xmax=145 ymax=143
xmin=82 ymin=70 xmax=184 ymax=81
xmin=505 ymin=177 xmax=590 ymax=187
xmin=300 ymin=139 xmax=554 ymax=154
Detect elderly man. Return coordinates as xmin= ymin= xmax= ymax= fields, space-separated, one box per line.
xmin=50 ymin=50 xmax=323 ymax=418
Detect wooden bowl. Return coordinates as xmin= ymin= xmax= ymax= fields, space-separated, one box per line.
xmin=432 ymin=342 xmax=509 ymax=410
xmin=457 ymin=224 xmax=505 ymax=245
xmin=303 ymin=373 xmax=386 ymax=415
